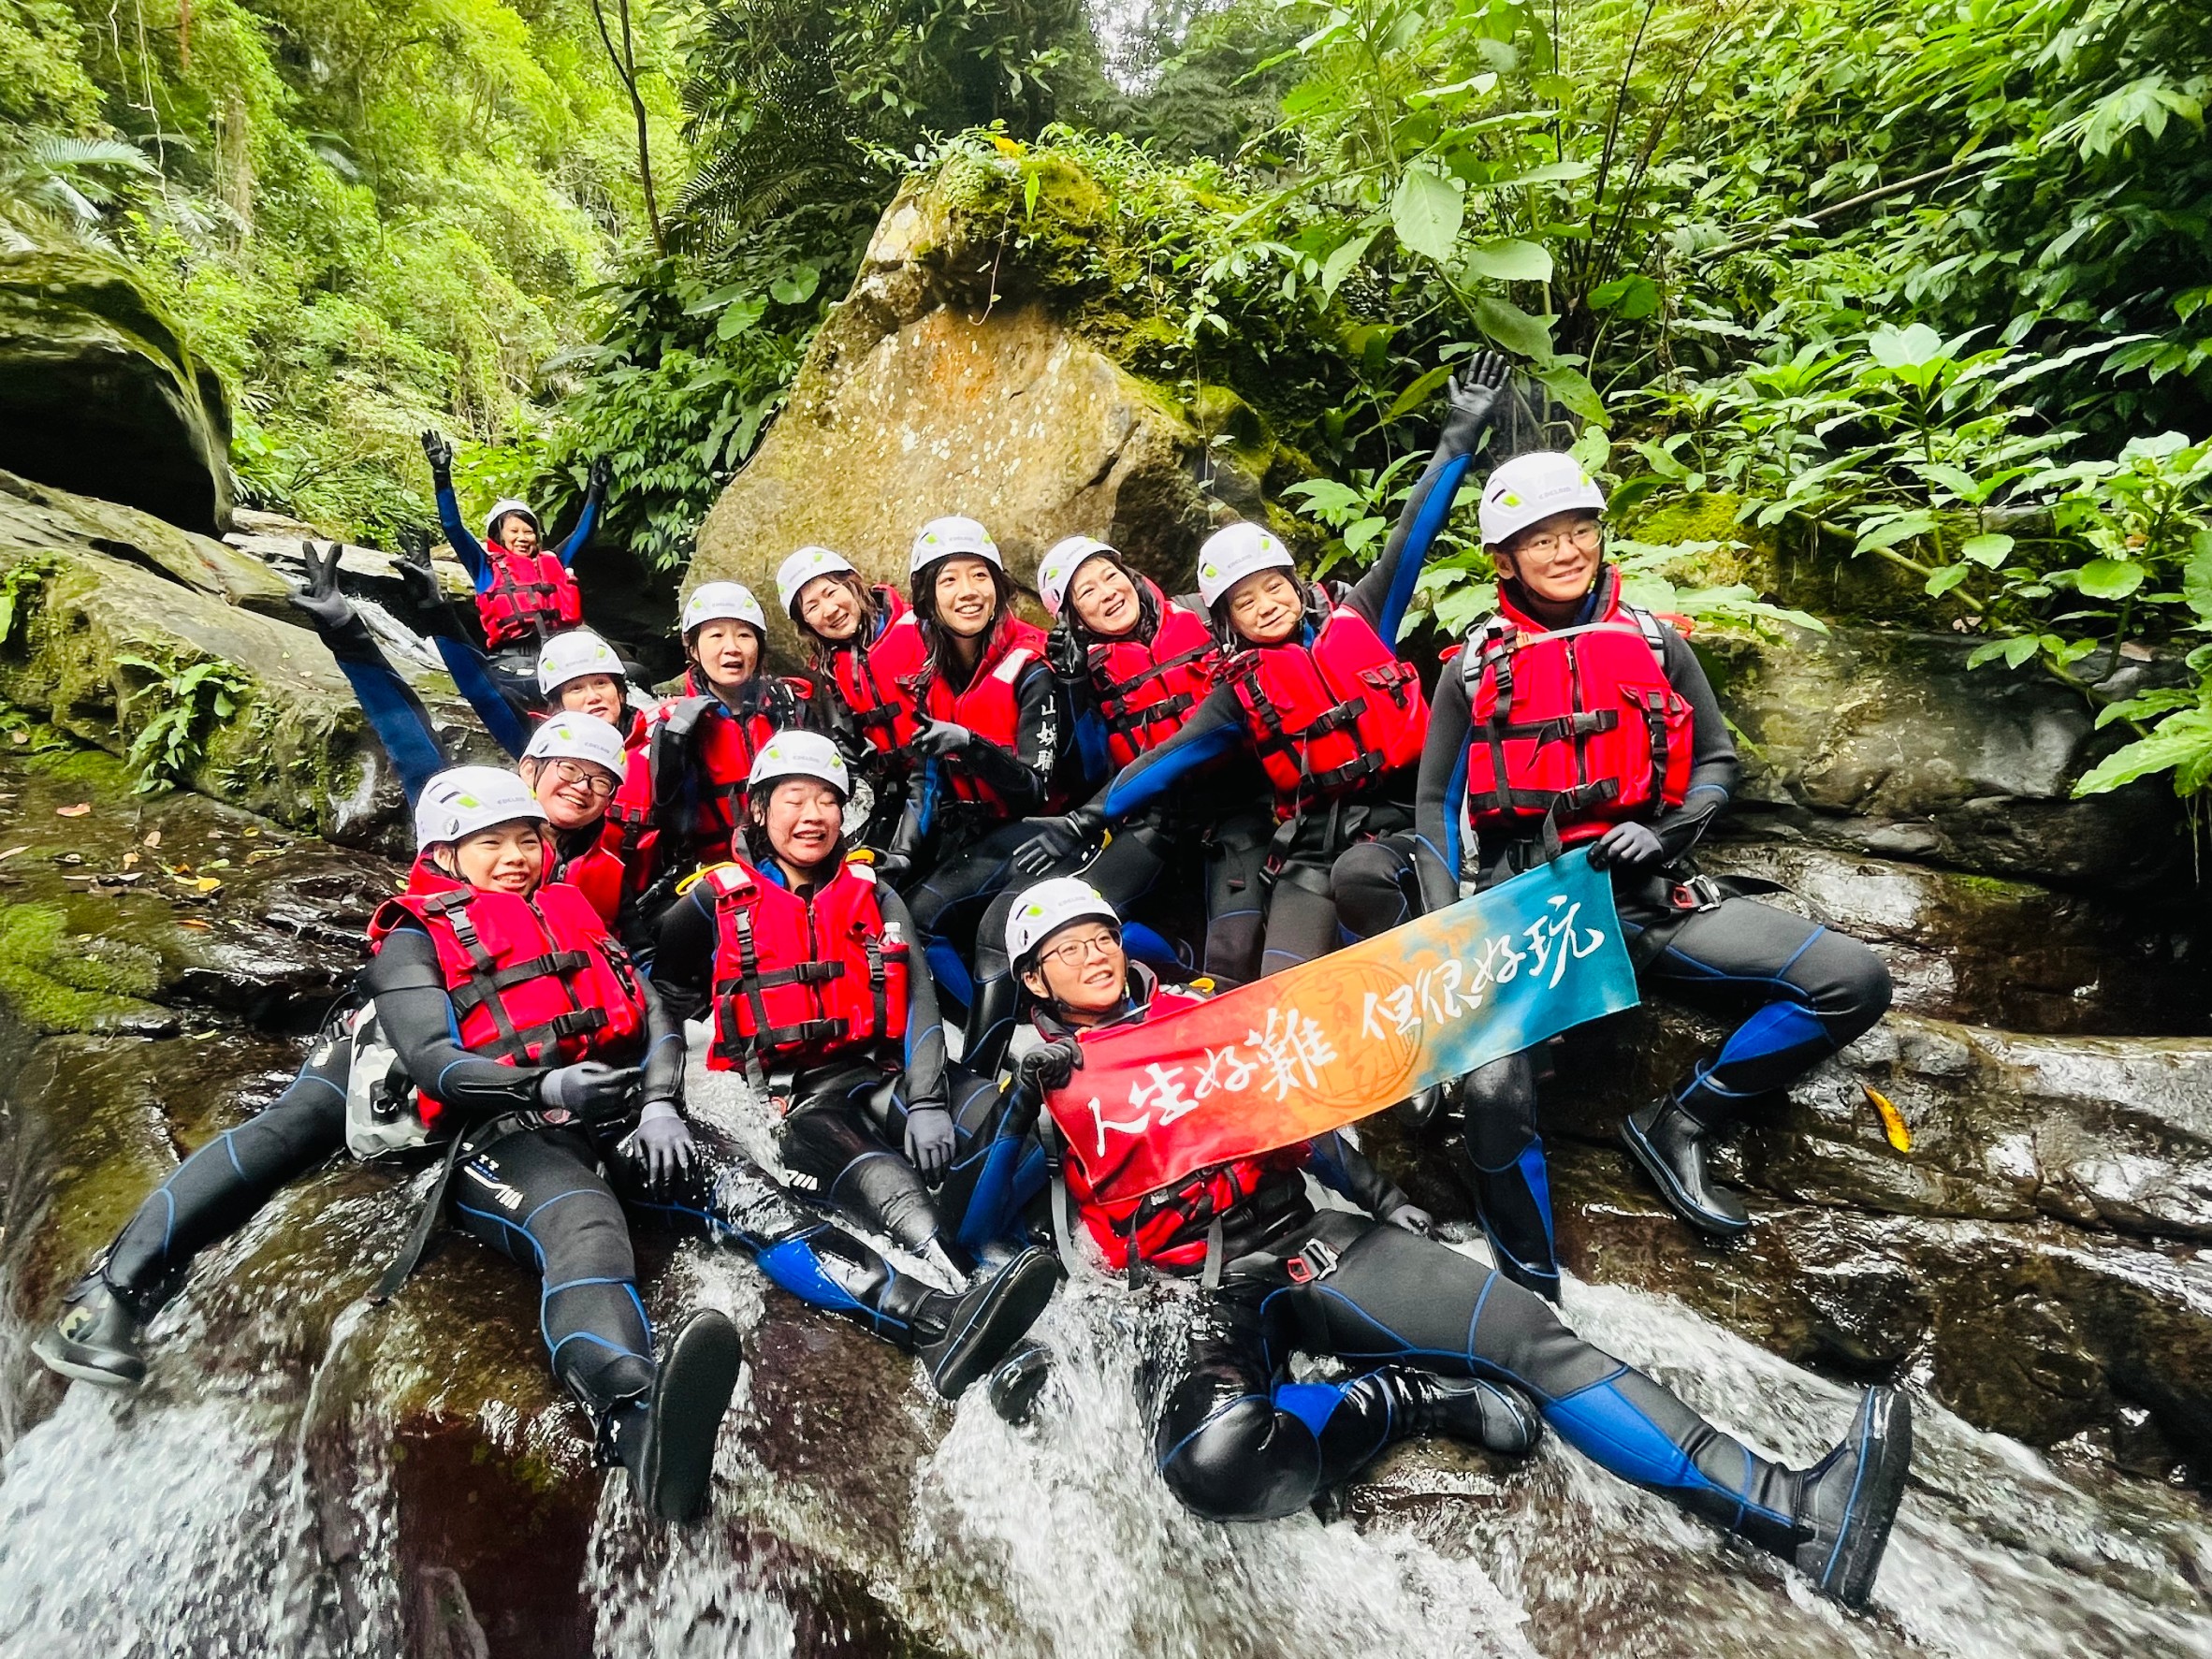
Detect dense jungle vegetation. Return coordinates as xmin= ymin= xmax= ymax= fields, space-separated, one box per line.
xmin=5 ymin=0 xmax=2210 ymax=795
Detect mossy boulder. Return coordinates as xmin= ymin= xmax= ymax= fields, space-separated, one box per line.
xmin=0 ymin=249 xmax=232 ymax=534
xmin=0 ymin=545 xmax=432 ymax=840
xmin=0 ymin=467 xmax=288 ymax=617
xmin=1699 ymin=622 xmax=2190 ymax=892
xmin=692 ymin=157 xmax=1294 ymax=659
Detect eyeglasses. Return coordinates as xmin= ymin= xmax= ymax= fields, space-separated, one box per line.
xmin=1511 ymin=522 xmax=1604 ymax=560
xmin=1039 ymin=928 xmax=1121 ymax=970
xmin=546 ymin=757 xmax=617 ymax=798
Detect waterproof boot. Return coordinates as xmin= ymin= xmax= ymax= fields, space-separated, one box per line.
xmin=983 ymin=1338 xmax=1054 ymax=1426
xmin=32 ymin=1258 xmax=160 ymax=1389
xmin=962 ymin=972 xmax=1021 ymax=1081
xmin=605 ymin=1310 xmax=744 ymax=1524
xmin=1622 ymin=1094 xmax=1752 ymax=1237
xmin=1785 ymin=1385 xmax=1915 ymax=1609
xmin=1375 ymin=1367 xmax=1542 ymax=1458
xmin=1448 ymin=1134 xmax=1563 ymax=1302
xmin=888 ymin=1246 xmax=1063 ymax=1401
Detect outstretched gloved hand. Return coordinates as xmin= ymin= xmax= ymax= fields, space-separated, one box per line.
xmin=1017 ymin=1038 xmax=1083 ymax=1095
xmin=904 ymin=1106 xmax=955 ymax=1177
xmin=1441 ymin=350 xmax=1512 ymax=453
xmin=1385 ymin=1202 xmax=1434 ymax=1235
xmin=1011 ymin=808 xmax=1102 ymax=879
xmin=419 ymin=429 xmax=455 ymax=474
xmin=587 ymin=456 xmax=613 ymax=495
xmin=393 ymin=528 xmax=444 ymax=608
xmin=1588 ymin=821 xmax=1665 ymax=871
xmin=290 ymin=541 xmax=357 ymax=636
xmin=910 ymin=720 xmax=974 ymax=760
xmin=623 ymin=1099 xmax=695 ymax=1189
xmin=538 ymin=1061 xmax=641 ymax=1119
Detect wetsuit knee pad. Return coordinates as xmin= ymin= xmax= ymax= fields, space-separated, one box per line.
xmin=1157 ymin=1393 xmax=1317 ymax=1522
xmin=1454 ymin=1051 xmax=1539 ymax=1163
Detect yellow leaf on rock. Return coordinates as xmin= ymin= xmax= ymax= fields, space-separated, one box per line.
xmin=1863 ymin=1084 xmax=1913 ymax=1153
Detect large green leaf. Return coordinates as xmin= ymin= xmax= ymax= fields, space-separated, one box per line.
xmin=2074 ymin=708 xmax=2212 ymax=797
xmin=1866 ymin=324 xmax=1946 ymax=371
xmin=1391 ymin=167 xmax=1463 ymax=263
xmin=2074 ymin=557 xmax=2145 ymax=599
xmin=1462 ymin=238 xmax=1552 ymax=284
xmin=1959 ymin=533 xmax=2015 ymax=568
xmin=1473 ymin=295 xmax=1554 ymax=361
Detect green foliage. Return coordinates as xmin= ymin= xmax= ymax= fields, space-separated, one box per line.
xmin=115 ymin=654 xmax=253 ymax=793
xmin=0 ymin=559 xmax=52 ymax=646
xmin=2 ymin=0 xmax=686 ymax=538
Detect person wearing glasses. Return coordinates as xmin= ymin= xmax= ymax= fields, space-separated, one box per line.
xmin=994 ymin=876 xmax=1912 ymax=1613
xmin=1331 ymin=452 xmax=1892 ymax=1298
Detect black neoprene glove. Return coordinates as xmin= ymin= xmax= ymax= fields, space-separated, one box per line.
xmin=538 ymin=1061 xmax=641 ymax=1120
xmin=587 ymin=456 xmax=613 ymax=495
xmin=420 ymin=429 xmax=455 ymax=476
xmin=1011 ymin=807 xmax=1104 ymax=879
xmin=623 ymin=1100 xmax=695 ymax=1188
xmin=1589 ymin=821 xmax=1665 ymax=871
xmin=1017 ymin=1038 xmax=1083 ymax=1095
xmin=290 ymin=540 xmax=357 ymax=637
xmin=910 ymin=720 xmax=974 ymax=760
xmin=1440 ymin=351 xmax=1511 ymax=453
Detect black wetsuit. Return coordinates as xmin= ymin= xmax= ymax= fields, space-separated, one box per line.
xmin=654 ymin=871 xmax=1042 ymax=1266
xmin=1331 ymin=577 xmax=1891 ymax=1292
xmin=95 ymin=909 xmax=987 ymax=1397
xmin=1011 ymin=986 xmax=1816 ymax=1539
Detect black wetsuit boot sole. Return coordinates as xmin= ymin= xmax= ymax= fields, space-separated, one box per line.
xmin=1796 ymin=1385 xmax=1914 ymax=1610
xmin=633 ymin=1311 xmax=744 ymax=1523
xmin=1621 ymin=1099 xmax=1753 ymax=1239
xmin=32 ymin=1269 xmax=151 ymax=1389
xmin=921 ymin=1247 xmax=1063 ymax=1401
xmin=984 ymin=1339 xmax=1053 ymax=1425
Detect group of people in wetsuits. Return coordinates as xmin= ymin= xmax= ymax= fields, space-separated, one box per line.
xmin=32 ymin=357 xmax=1913 ymax=1608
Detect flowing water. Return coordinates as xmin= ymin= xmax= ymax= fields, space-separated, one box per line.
xmin=2 ymin=1060 xmax=2207 ymax=1656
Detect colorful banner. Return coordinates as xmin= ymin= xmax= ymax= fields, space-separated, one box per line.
xmin=1046 ymin=848 xmax=1639 ymax=1199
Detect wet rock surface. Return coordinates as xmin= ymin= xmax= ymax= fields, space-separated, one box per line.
xmin=1700 ymin=623 xmax=2191 ymax=893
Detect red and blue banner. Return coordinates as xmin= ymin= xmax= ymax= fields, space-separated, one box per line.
xmin=1046 ymin=849 xmax=1639 ymax=1199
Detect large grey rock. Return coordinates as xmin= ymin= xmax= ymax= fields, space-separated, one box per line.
xmin=0 ymin=250 xmax=232 ymax=533
xmin=0 ymin=467 xmax=287 ymax=616
xmin=1696 ymin=840 xmax=2211 ymax=1035
xmin=692 ymin=156 xmax=1285 ymax=660
xmin=1699 ymin=624 xmax=2189 ymax=892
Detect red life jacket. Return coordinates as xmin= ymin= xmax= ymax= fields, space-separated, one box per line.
xmin=1224 ymin=600 xmax=1428 ymax=821
xmin=550 ymin=823 xmax=628 ymax=925
xmin=917 ymin=617 xmax=1049 ymax=812
xmin=1084 ymin=583 xmax=1219 ymax=767
xmin=826 ymin=592 xmax=926 ymax=757
xmin=696 ymin=855 xmax=910 ymax=1082
xmin=611 ymin=681 xmax=810 ymax=870
xmin=476 ymin=546 xmax=585 ymax=649
xmin=1045 ymin=981 xmax=1308 ymax=1273
xmin=367 ymin=866 xmax=647 ymax=1131
xmin=1458 ymin=567 xmax=1694 ymax=854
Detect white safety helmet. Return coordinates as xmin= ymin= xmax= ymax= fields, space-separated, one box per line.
xmin=1478 ymin=452 xmax=1608 ymax=548
xmin=746 ymin=730 xmax=851 ymax=800
xmin=777 ymin=546 xmax=857 ymax=617
xmin=414 ymin=765 xmax=547 ymax=851
xmin=1037 ymin=535 xmax=1119 ymax=619
xmin=483 ymin=498 xmax=542 ymax=544
xmin=681 ymin=581 xmax=768 ymax=638
xmin=523 ymin=712 xmax=630 ymax=782
xmin=535 ymin=629 xmax=626 ymax=699
xmin=910 ymin=516 xmax=1001 ymax=581
xmin=1195 ymin=522 xmax=1296 ymax=609
xmin=1006 ymin=877 xmax=1121 ymax=971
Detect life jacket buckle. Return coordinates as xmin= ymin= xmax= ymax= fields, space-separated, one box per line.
xmin=1285 ymin=1238 xmax=1340 ymax=1285
xmin=1670 ymin=874 xmax=1724 ymax=913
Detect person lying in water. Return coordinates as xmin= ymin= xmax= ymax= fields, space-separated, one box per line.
xmin=995 ymin=876 xmax=1914 ymax=1612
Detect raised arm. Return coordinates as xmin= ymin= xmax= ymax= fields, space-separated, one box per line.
xmin=421 ymin=429 xmax=488 ymax=588
xmin=291 ymin=542 xmax=448 ymax=804
xmin=1346 ymin=353 xmax=1510 ymax=642
xmin=555 ymin=458 xmax=610 ymax=567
